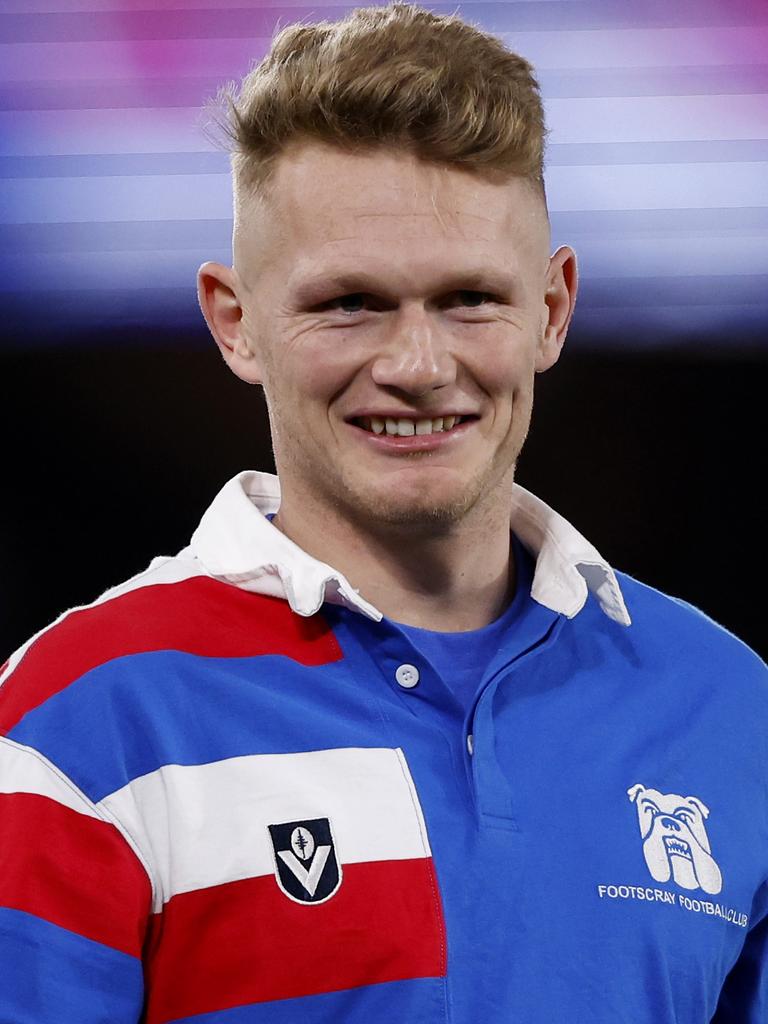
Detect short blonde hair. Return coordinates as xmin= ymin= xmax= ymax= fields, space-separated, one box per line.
xmin=203 ymin=0 xmax=547 ymax=213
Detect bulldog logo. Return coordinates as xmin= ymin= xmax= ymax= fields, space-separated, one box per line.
xmin=268 ymin=817 xmax=342 ymax=904
xmin=628 ymin=784 xmax=722 ymax=895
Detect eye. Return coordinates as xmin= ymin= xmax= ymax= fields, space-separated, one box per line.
xmin=327 ymin=293 xmax=368 ymax=316
xmin=454 ymin=290 xmax=495 ymax=308
xmin=674 ymin=810 xmax=695 ymax=825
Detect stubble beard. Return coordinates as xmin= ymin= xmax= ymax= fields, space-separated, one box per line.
xmin=286 ymin=442 xmax=520 ymax=539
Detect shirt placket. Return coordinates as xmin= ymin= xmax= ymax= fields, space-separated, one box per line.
xmin=467 ymin=610 xmax=564 ymax=827
xmin=329 ymin=604 xmax=563 ymax=825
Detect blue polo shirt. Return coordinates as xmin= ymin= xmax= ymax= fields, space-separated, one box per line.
xmin=323 ymin=573 xmax=768 ymax=1024
xmin=1 ymin=471 xmax=766 ymax=1024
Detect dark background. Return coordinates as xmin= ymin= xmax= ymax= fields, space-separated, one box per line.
xmin=2 ymin=1 xmax=766 ymax=665
xmin=2 ymin=330 xmax=764 ymax=664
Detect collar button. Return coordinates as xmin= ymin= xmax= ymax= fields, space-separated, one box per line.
xmin=395 ymin=663 xmax=420 ymax=689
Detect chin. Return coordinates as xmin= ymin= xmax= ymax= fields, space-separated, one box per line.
xmin=346 ymin=478 xmax=487 ymax=531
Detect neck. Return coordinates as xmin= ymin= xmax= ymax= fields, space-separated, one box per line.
xmin=272 ymin=487 xmax=516 ymax=632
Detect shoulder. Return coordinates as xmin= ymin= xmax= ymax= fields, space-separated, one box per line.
xmin=613 ymin=569 xmax=766 ymax=685
xmin=0 ymin=551 xmax=338 ymax=736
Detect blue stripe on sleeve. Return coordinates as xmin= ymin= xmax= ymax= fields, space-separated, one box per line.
xmin=0 ymin=907 xmax=144 ymax=1023
xmin=8 ymin=651 xmax=376 ymax=802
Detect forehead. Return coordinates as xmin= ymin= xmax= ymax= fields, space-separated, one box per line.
xmin=240 ymin=141 xmax=548 ymax=277
xmin=641 ymin=791 xmax=698 ymax=810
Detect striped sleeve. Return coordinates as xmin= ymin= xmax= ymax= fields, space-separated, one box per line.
xmin=0 ymin=737 xmax=153 ymax=1023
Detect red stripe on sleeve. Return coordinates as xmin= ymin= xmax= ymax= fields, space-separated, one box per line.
xmin=0 ymin=579 xmax=341 ymax=733
xmin=143 ymin=857 xmax=446 ymax=1023
xmin=0 ymin=792 xmax=151 ymax=957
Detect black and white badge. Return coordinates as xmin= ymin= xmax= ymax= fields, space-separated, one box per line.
xmin=268 ymin=817 xmax=342 ymax=904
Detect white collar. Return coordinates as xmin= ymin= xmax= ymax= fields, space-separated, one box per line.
xmin=187 ymin=470 xmax=631 ymax=626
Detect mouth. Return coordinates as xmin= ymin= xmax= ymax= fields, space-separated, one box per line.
xmin=663 ymin=836 xmax=693 ymax=860
xmin=350 ymin=414 xmax=476 ymax=437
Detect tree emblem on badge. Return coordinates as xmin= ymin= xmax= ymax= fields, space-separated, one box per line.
xmin=268 ymin=818 xmax=342 ymax=904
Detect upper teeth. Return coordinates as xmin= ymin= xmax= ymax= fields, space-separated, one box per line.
xmin=359 ymin=415 xmax=461 ymax=436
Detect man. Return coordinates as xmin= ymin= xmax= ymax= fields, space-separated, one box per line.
xmin=1 ymin=2 xmax=765 ymax=1022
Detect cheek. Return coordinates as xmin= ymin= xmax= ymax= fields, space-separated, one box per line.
xmin=261 ymin=363 xmax=346 ymax=455
xmin=271 ymin=339 xmax=363 ymax=404
xmin=260 ymin=358 xmax=320 ymax=415
xmin=497 ymin=368 xmax=534 ymax=420
xmin=473 ymin=332 xmax=536 ymax=389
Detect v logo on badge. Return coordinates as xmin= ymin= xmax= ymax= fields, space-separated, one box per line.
xmin=269 ymin=818 xmax=342 ymax=903
xmin=278 ymin=845 xmax=331 ymax=897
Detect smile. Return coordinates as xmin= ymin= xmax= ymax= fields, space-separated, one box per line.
xmin=354 ymin=415 xmax=469 ymax=436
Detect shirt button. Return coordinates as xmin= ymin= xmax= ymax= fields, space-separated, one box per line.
xmin=467 ymin=734 xmax=474 ymax=755
xmin=395 ymin=664 xmax=420 ymax=689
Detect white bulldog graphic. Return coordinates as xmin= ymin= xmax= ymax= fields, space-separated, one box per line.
xmin=627 ymin=783 xmax=722 ymax=895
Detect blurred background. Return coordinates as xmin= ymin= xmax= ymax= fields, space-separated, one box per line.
xmin=1 ymin=0 xmax=766 ymax=660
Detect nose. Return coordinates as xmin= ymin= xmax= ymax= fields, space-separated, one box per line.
xmin=370 ymin=306 xmax=456 ymax=396
xmin=660 ymin=817 xmax=681 ymax=832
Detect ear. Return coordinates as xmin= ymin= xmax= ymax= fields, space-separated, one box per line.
xmin=685 ymin=796 xmax=710 ymax=819
xmin=196 ymin=261 xmax=264 ymax=384
xmin=627 ymin=783 xmax=645 ymax=804
xmin=535 ymin=244 xmax=578 ymax=373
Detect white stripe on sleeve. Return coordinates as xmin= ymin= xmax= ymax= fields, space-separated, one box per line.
xmin=99 ymin=746 xmax=432 ymax=913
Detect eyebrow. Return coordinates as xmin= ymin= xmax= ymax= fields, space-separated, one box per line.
xmin=641 ymin=800 xmax=660 ymax=812
xmin=290 ymin=267 xmax=519 ymax=306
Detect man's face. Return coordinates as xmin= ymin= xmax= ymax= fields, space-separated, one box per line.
xmin=203 ymin=141 xmax=576 ymax=531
